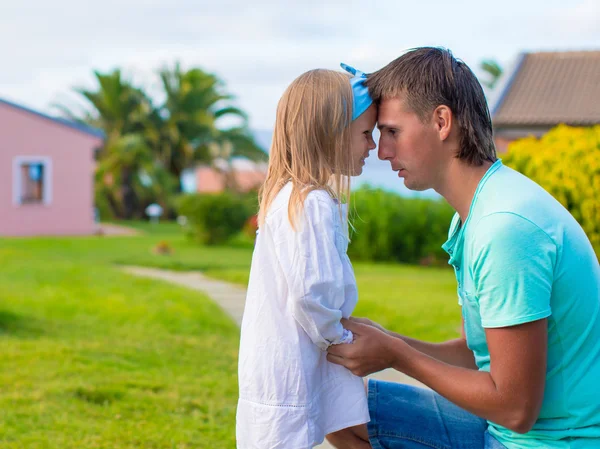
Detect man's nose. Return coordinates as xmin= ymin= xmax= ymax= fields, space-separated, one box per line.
xmin=378 ymin=139 xmax=394 ymax=161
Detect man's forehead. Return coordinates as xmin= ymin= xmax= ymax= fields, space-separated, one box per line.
xmin=376 ymin=97 xmax=407 ymax=125
xmin=378 ymin=96 xmax=407 ymax=112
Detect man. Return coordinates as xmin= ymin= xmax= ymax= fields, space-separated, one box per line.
xmin=326 ymin=47 xmax=600 ymax=449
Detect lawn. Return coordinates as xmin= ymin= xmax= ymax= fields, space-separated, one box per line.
xmin=205 ymin=263 xmax=460 ymax=341
xmin=0 ymin=221 xmax=460 ymax=448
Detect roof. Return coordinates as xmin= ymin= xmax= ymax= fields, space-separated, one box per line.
xmin=491 ymin=50 xmax=600 ymax=127
xmin=0 ymin=97 xmax=105 ymax=139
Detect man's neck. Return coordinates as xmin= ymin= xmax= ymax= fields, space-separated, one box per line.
xmin=435 ymin=159 xmax=494 ymax=223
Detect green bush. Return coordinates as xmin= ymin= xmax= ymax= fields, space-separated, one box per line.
xmin=94 ymin=188 xmax=115 ymax=221
xmin=503 ymin=125 xmax=600 ymax=257
xmin=349 ymin=187 xmax=455 ymax=265
xmin=240 ymin=189 xmax=260 ymax=214
xmin=177 ymin=192 xmax=254 ymax=245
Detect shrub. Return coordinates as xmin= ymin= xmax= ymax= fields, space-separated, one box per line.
xmin=503 ymin=125 xmax=600 ymax=257
xmin=348 ymin=187 xmax=455 ymax=265
xmin=243 ymin=215 xmax=259 ymax=240
xmin=177 ymin=192 xmax=254 ymax=245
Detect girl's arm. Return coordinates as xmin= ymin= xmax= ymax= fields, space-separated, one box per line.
xmin=275 ymin=192 xmax=351 ymax=351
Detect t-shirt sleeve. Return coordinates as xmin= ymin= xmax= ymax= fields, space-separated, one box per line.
xmin=470 ymin=212 xmax=556 ymax=328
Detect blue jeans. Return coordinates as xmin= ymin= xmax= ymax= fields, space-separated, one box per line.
xmin=367 ymin=380 xmax=506 ymax=449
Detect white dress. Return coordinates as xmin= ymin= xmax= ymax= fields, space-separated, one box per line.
xmin=236 ymin=183 xmax=370 ymax=449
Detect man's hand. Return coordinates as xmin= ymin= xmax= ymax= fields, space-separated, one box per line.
xmin=347 ymin=316 xmax=388 ymax=334
xmin=327 ymin=318 xmax=411 ymax=377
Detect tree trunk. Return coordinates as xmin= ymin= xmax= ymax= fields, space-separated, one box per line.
xmin=121 ymin=168 xmax=138 ymax=219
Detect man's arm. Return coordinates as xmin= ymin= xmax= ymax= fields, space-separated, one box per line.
xmin=350 ymin=317 xmax=477 ymax=370
xmin=397 ymin=319 xmax=547 ymax=433
xmin=395 ymin=318 xmax=478 ymax=370
xmin=328 ymin=318 xmax=547 ymax=434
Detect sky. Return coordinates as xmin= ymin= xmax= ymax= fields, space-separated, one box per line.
xmin=1 ymin=0 xmax=599 ymax=194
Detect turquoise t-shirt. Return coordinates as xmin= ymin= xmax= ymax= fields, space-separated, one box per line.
xmin=443 ymin=160 xmax=600 ymax=449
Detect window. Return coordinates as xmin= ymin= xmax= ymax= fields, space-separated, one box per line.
xmin=13 ymin=157 xmax=52 ymax=205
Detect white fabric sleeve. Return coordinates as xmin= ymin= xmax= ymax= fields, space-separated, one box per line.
xmin=275 ymin=193 xmax=353 ymax=351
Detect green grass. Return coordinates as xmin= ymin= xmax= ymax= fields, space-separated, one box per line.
xmin=352 ymin=263 xmax=460 ymax=341
xmin=0 ymin=220 xmax=461 ymax=447
xmin=9 ymin=223 xmax=254 ymax=274
xmin=204 ymin=263 xmax=460 ymax=341
xmin=0 ymin=225 xmax=241 ymax=448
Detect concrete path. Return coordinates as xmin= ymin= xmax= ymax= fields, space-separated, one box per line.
xmin=121 ymin=265 xmax=426 ymax=448
xmin=122 ymin=266 xmax=248 ymax=324
xmin=98 ymin=223 xmax=141 ymax=236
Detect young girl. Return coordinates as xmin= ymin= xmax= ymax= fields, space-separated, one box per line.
xmin=236 ymin=64 xmax=377 ymax=449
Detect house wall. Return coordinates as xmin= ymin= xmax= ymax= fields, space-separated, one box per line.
xmin=195 ymin=166 xmax=266 ymax=193
xmin=0 ymin=102 xmax=103 ymax=236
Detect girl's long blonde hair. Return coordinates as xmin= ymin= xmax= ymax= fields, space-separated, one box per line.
xmin=258 ymin=69 xmax=354 ymax=229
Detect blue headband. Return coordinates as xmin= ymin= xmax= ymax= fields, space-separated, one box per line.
xmin=341 ymin=63 xmax=373 ymax=121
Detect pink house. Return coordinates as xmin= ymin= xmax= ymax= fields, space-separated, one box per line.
xmin=195 ymin=164 xmax=267 ymax=193
xmin=181 ymin=159 xmax=267 ymax=194
xmin=0 ymin=97 xmax=104 ymax=236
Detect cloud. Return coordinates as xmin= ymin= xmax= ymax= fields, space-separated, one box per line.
xmin=547 ymin=0 xmax=600 ymax=39
xmin=1 ymin=0 xmax=598 ymax=128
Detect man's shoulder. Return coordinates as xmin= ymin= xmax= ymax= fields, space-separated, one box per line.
xmin=473 ymin=165 xmax=568 ymax=238
xmin=465 ymin=212 xmax=557 ymax=275
xmin=479 ymin=165 xmax=553 ymax=213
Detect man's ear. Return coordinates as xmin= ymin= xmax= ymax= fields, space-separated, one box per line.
xmin=434 ymin=105 xmax=452 ymax=141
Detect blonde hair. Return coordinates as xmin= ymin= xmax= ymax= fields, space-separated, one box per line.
xmin=258 ymin=69 xmax=354 ymax=229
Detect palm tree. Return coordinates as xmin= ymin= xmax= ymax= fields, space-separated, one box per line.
xmin=156 ymin=63 xmax=266 ymax=188
xmin=95 ymin=134 xmax=174 ymax=219
xmin=480 ymin=59 xmax=504 ymax=90
xmin=59 ymin=70 xmax=168 ymax=218
xmin=208 ymin=127 xmax=269 ymax=192
xmin=57 ymin=69 xmax=152 ymax=142
xmin=59 ymin=64 xmax=266 ymax=217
